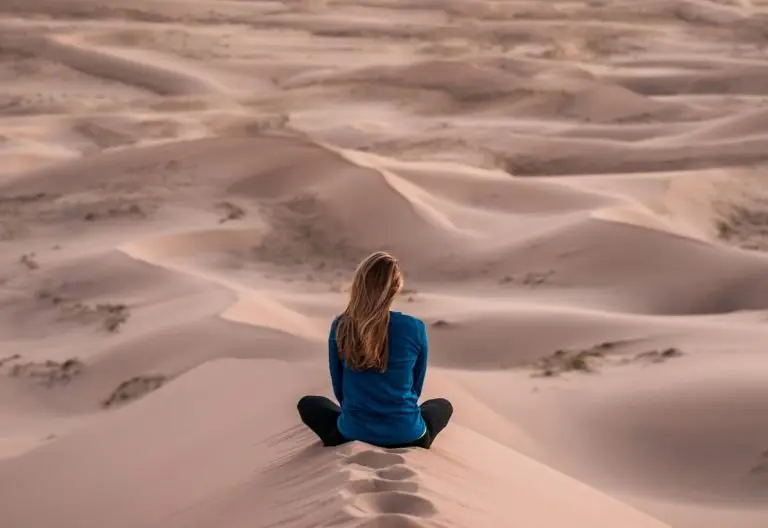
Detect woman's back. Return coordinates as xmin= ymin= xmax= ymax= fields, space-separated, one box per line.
xmin=330 ymin=311 xmax=428 ymax=446
xmin=296 ymin=251 xmax=452 ymax=449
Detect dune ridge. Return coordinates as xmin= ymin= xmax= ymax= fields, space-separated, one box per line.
xmin=2 ymin=1 xmax=768 ymax=527
xmin=0 ymin=359 xmax=671 ymax=528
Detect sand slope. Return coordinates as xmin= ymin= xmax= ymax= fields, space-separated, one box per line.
xmin=0 ymin=359 xmax=671 ymax=528
xmin=2 ymin=0 xmax=768 ymax=527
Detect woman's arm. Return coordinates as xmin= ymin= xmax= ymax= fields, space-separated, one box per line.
xmin=413 ymin=320 xmax=428 ymax=397
xmin=328 ymin=318 xmax=344 ymax=404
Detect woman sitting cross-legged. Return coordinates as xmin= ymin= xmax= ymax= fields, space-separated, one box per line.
xmin=297 ymin=251 xmax=453 ymax=449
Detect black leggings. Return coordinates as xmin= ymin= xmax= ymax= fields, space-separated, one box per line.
xmin=297 ymin=395 xmax=453 ymax=449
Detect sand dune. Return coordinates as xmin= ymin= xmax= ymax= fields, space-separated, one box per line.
xmin=0 ymin=359 xmax=671 ymax=528
xmin=2 ymin=1 xmax=768 ymax=527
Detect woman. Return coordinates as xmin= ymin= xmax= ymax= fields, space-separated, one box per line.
xmin=297 ymin=251 xmax=453 ymax=449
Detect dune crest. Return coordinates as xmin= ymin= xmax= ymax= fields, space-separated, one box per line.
xmin=0 ymin=358 xmax=670 ymax=528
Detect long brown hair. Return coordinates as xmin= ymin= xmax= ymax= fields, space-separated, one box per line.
xmin=336 ymin=251 xmax=404 ymax=372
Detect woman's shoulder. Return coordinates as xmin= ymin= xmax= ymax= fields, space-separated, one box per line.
xmin=390 ymin=311 xmax=426 ymax=330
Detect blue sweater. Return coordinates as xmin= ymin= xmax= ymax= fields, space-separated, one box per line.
xmin=329 ymin=311 xmax=428 ymax=446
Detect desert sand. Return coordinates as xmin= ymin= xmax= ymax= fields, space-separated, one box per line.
xmin=2 ymin=0 xmax=768 ymax=526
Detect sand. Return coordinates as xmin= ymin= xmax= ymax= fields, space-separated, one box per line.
xmin=1 ymin=0 xmax=768 ymax=527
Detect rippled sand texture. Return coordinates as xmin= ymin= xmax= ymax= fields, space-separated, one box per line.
xmin=2 ymin=1 xmax=768 ymax=527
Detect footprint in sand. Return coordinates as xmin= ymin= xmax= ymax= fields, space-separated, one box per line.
xmin=376 ymin=465 xmax=418 ymax=481
xmin=347 ymin=463 xmax=421 ymax=493
xmin=347 ymin=478 xmax=420 ymax=494
xmin=343 ymin=450 xmax=407 ymax=470
xmin=339 ymin=449 xmax=438 ymax=527
xmin=350 ymin=491 xmax=437 ymax=517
